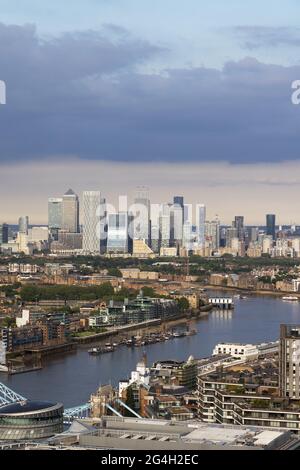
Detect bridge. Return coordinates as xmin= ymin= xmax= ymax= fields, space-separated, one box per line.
xmin=0 ymin=382 xmax=26 ymax=406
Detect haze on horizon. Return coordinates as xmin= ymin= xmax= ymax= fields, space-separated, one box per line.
xmin=0 ymin=0 xmax=300 ymax=224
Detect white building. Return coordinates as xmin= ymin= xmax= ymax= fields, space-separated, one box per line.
xmin=133 ymin=187 xmax=150 ymax=246
xmin=16 ymin=309 xmax=30 ymax=328
xmin=196 ymin=204 xmax=206 ymax=248
xmin=82 ymin=191 xmax=101 ymax=254
xmin=213 ymin=342 xmax=259 ymax=359
xmin=119 ymin=358 xmax=150 ymax=397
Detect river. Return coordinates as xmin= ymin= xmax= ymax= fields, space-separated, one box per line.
xmin=1 ymin=292 xmax=300 ymax=408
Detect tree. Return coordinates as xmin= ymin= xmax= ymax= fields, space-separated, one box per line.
xmin=177 ymin=297 xmax=190 ymax=312
xmin=124 ymin=386 xmax=136 ymax=416
xmin=107 ymin=268 xmax=122 ymax=278
xmin=2 ymin=317 xmax=16 ymax=328
xmin=140 ymin=286 xmax=156 ymax=297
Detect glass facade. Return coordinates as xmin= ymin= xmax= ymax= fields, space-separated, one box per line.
xmin=0 ymin=401 xmax=64 ymax=440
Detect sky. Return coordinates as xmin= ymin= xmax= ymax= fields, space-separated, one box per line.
xmin=0 ymin=0 xmax=300 ymax=224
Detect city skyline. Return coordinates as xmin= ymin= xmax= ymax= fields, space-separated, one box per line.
xmin=1 ymin=159 xmax=300 ymax=225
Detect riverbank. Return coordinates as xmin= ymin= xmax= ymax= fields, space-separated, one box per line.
xmin=203 ymin=284 xmax=300 ymax=298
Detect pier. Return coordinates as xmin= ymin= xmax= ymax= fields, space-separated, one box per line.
xmin=208 ymin=297 xmax=234 ymax=309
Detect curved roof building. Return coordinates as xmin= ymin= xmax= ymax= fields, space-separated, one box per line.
xmin=0 ymin=400 xmax=64 ymax=440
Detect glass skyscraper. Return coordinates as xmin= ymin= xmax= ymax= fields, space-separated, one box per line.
xmin=48 ymin=198 xmax=63 ymax=230
xmin=266 ymin=214 xmax=276 ymax=240
xmin=133 ymin=187 xmax=150 ymax=245
xmin=18 ymin=216 xmax=29 ymax=234
xmin=0 ymin=224 xmax=8 ymax=245
xmin=107 ymin=212 xmax=131 ymax=254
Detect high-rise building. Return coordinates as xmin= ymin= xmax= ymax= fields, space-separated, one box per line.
xmin=107 ymin=212 xmax=132 ymax=254
xmin=133 ymin=187 xmax=150 ymax=246
xmin=205 ymin=219 xmax=220 ymax=251
xmin=100 ymin=197 xmax=107 ymax=254
xmin=82 ymin=191 xmax=101 ymax=254
xmin=0 ymin=224 xmax=8 ymax=245
xmin=279 ymin=325 xmax=300 ymax=399
xmin=62 ymin=189 xmax=79 ymax=233
xmin=233 ymin=216 xmax=244 ymax=241
xmin=225 ymin=227 xmax=238 ymax=248
xmin=250 ymin=227 xmax=259 ymax=243
xmin=173 ymin=196 xmax=184 ymax=210
xmin=159 ymin=204 xmax=171 ymax=249
xmin=48 ymin=198 xmax=63 ymax=230
xmin=182 ymin=222 xmax=193 ymax=251
xmin=150 ymin=225 xmax=160 ymax=253
xmin=266 ymin=214 xmax=276 ymax=240
xmin=18 ymin=216 xmax=29 ymax=234
xmin=171 ymin=203 xmax=183 ymax=249
xmin=196 ymin=204 xmax=206 ymax=248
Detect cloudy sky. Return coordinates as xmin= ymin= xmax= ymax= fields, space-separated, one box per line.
xmin=0 ymin=0 xmax=300 ymax=224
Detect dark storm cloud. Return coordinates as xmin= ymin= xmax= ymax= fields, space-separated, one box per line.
xmin=232 ymin=26 xmax=300 ymax=49
xmin=0 ymin=23 xmax=299 ymax=164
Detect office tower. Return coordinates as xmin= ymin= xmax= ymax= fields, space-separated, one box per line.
xmin=205 ymin=219 xmax=220 ymax=251
xmin=159 ymin=204 xmax=171 ymax=249
xmin=107 ymin=212 xmax=132 ymax=254
xmin=82 ymin=191 xmax=101 ymax=254
xmin=279 ymin=325 xmax=300 ymax=399
xmin=62 ymin=189 xmax=79 ymax=233
xmin=173 ymin=196 xmax=184 ymax=210
xmin=0 ymin=223 xmax=8 ymax=245
xmin=100 ymin=198 xmax=107 ymax=254
xmin=233 ymin=216 xmax=244 ymax=241
xmin=266 ymin=214 xmax=276 ymax=240
xmin=18 ymin=216 xmax=29 ymax=234
xmin=196 ymin=204 xmax=206 ymax=248
xmin=48 ymin=198 xmax=63 ymax=230
xmin=250 ymin=227 xmax=259 ymax=243
xmin=183 ymin=222 xmax=193 ymax=251
xmin=133 ymin=187 xmax=150 ymax=245
xmin=171 ymin=203 xmax=183 ymax=249
xmin=225 ymin=227 xmax=238 ymax=248
xmin=150 ymin=225 xmax=160 ymax=253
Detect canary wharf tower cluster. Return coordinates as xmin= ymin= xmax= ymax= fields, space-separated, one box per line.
xmin=46 ymin=187 xmax=208 ymax=257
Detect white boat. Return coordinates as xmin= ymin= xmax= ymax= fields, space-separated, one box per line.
xmin=282 ymin=296 xmax=299 ymax=301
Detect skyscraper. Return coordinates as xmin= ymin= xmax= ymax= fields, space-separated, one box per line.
xmin=107 ymin=212 xmax=132 ymax=254
xmin=100 ymin=197 xmax=107 ymax=254
xmin=233 ymin=216 xmax=244 ymax=241
xmin=171 ymin=203 xmax=183 ymax=248
xmin=205 ymin=219 xmax=220 ymax=251
xmin=18 ymin=216 xmax=29 ymax=234
xmin=159 ymin=204 xmax=171 ymax=249
xmin=173 ymin=196 xmax=184 ymax=209
xmin=48 ymin=198 xmax=63 ymax=230
xmin=133 ymin=187 xmax=150 ymax=246
xmin=0 ymin=224 xmax=8 ymax=245
xmin=62 ymin=189 xmax=79 ymax=233
xmin=266 ymin=214 xmax=276 ymax=240
xmin=196 ymin=204 xmax=206 ymax=248
xmin=82 ymin=191 xmax=101 ymax=254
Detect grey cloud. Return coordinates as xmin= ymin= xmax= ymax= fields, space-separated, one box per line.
xmin=232 ymin=26 xmax=300 ymax=50
xmin=0 ymin=23 xmax=299 ymax=164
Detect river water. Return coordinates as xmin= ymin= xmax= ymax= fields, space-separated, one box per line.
xmin=1 ymin=292 xmax=300 ymax=408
